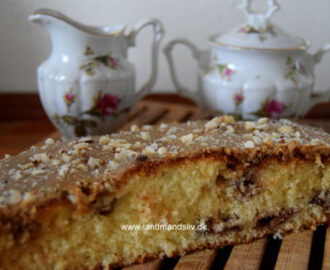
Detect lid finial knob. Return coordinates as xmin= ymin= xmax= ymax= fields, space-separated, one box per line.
xmin=239 ymin=0 xmax=280 ymax=30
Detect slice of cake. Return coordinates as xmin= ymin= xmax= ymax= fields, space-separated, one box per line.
xmin=0 ymin=117 xmax=329 ymax=269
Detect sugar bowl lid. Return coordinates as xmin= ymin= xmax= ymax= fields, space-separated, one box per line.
xmin=210 ymin=0 xmax=307 ymax=51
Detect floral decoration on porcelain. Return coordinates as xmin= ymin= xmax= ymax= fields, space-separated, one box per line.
xmin=217 ymin=63 xmax=235 ymax=81
xmin=234 ymin=93 xmax=244 ymax=106
xmin=53 ymin=91 xmax=129 ymax=136
xmin=80 ymin=46 xmax=119 ymax=76
xmin=284 ymin=56 xmax=307 ymax=86
xmin=83 ymin=91 xmax=121 ymax=120
xmin=63 ymin=89 xmax=75 ymax=111
xmin=238 ymin=24 xmax=276 ymax=42
xmin=254 ymin=98 xmax=286 ymax=118
xmin=84 ymin=46 xmax=95 ymax=56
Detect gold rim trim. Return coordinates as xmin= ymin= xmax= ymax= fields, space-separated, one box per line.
xmin=33 ymin=9 xmax=126 ymax=37
xmin=208 ymin=35 xmax=308 ymax=52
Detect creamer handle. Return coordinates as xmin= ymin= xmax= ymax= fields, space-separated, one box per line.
xmin=128 ymin=18 xmax=165 ymax=100
xmin=308 ymin=44 xmax=330 ymax=111
xmin=164 ymin=39 xmax=207 ymax=107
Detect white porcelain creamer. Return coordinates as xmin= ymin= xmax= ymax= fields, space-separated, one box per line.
xmin=30 ymin=9 xmax=164 ymax=138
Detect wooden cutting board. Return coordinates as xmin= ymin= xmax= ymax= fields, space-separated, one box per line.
xmin=1 ymin=100 xmax=329 ymax=270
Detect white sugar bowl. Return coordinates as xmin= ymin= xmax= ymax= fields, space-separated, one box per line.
xmin=164 ymin=0 xmax=330 ymax=119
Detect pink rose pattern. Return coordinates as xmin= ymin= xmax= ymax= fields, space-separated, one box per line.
xmin=64 ymin=92 xmax=74 ymax=107
xmin=57 ymin=90 xmax=129 ymax=136
xmin=256 ymin=98 xmax=286 ymax=118
xmin=234 ymin=93 xmax=244 ymax=106
xmin=55 ymin=45 xmax=128 ymax=136
xmin=96 ymin=93 xmax=120 ymax=116
xmin=218 ymin=64 xmax=235 ymax=81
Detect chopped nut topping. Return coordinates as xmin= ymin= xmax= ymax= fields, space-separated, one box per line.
xmin=2 ymin=189 xmax=22 ymax=205
xmin=130 ymin=124 xmax=140 ymax=132
xmin=257 ymin=118 xmax=269 ymax=124
xmin=133 ymin=142 xmax=142 ymax=148
xmin=311 ymin=138 xmax=323 ymax=145
xmin=73 ymin=142 xmax=89 ymax=155
xmin=4 ymin=154 xmax=11 ymax=159
xmin=142 ymin=125 xmax=152 ymax=131
xmin=167 ymin=127 xmax=177 ymax=134
xmin=157 ymin=147 xmax=167 ymax=156
xmin=107 ymin=161 xmax=119 ymax=170
xmin=160 ymin=123 xmax=168 ymax=130
xmin=67 ymin=194 xmax=77 ymax=204
xmin=24 ymin=163 xmax=34 ymax=170
xmin=279 ymin=125 xmax=293 ymax=134
xmin=142 ymin=146 xmax=157 ymax=155
xmin=225 ymin=125 xmax=235 ymax=134
xmin=244 ymin=140 xmax=255 ymax=148
xmin=58 ymin=164 xmax=69 ymax=177
xmin=61 ymin=153 xmax=72 ymax=163
xmin=219 ymin=115 xmax=235 ymax=124
xmin=31 ymin=168 xmax=46 ymax=176
xmin=11 ymin=170 xmax=22 ymax=181
xmin=99 ymin=136 xmax=110 ymax=145
xmin=87 ymin=157 xmax=101 ymax=169
xmin=263 ymin=135 xmax=272 ymax=144
xmin=31 ymin=153 xmax=49 ymax=164
xmin=44 ymin=138 xmax=55 ymax=145
xmin=180 ymin=134 xmax=193 ymax=144
xmin=76 ymin=163 xmax=87 ymax=171
xmin=0 ymin=117 xmax=329 ymax=210
xmin=244 ymin=121 xmax=256 ymax=131
xmin=51 ymin=159 xmax=61 ymax=167
xmin=22 ymin=192 xmax=36 ymax=204
xmin=114 ymin=149 xmax=137 ymax=161
xmin=205 ymin=118 xmax=221 ymax=130
xmin=272 ymin=132 xmax=279 ymax=139
xmin=140 ymin=132 xmax=151 ymax=141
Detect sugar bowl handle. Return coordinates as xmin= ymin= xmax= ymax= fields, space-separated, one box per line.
xmin=164 ymin=39 xmax=207 ymax=108
xmin=308 ymin=44 xmax=330 ymax=111
xmin=128 ymin=18 xmax=165 ymax=100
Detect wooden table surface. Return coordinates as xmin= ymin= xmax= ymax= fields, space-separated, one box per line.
xmin=1 ymin=97 xmax=330 ymax=270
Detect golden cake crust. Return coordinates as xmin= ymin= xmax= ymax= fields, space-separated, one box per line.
xmin=1 ymin=117 xmax=330 ymax=224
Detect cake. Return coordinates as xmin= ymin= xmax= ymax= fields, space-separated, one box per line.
xmin=0 ymin=116 xmax=329 ymax=269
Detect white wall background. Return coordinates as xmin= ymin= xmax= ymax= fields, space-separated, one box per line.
xmin=0 ymin=0 xmax=330 ymax=93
